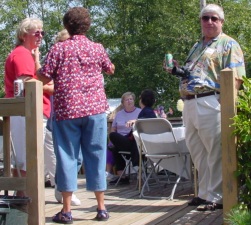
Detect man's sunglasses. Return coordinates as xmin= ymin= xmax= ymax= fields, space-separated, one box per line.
xmin=201 ymin=16 xmax=219 ymax=22
xmin=33 ymin=31 xmax=45 ymax=37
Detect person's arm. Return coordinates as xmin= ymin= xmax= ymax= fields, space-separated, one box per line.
xmin=126 ymin=120 xmax=136 ymax=128
xmin=235 ymin=78 xmax=243 ymax=90
xmin=33 ymin=48 xmax=54 ymax=92
xmin=101 ymin=45 xmax=115 ymax=75
xmin=33 ymin=48 xmax=52 ymax=85
xmin=33 ymin=48 xmax=41 ymax=70
xmin=18 ymin=75 xmax=33 ymax=82
xmin=224 ymin=39 xmax=246 ymax=91
xmin=43 ymin=81 xmax=54 ymax=95
xmin=36 ymin=70 xmax=53 ymax=87
xmin=110 ymin=113 xmax=118 ymax=133
xmin=104 ymin=63 xmax=115 ymax=75
xmin=13 ymin=50 xmax=35 ymax=82
xmin=110 ymin=126 xmax=117 ymax=133
xmin=163 ymin=60 xmax=179 ymax=74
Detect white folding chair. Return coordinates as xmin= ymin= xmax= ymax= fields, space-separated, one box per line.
xmin=133 ymin=130 xmax=152 ymax=192
xmin=134 ymin=118 xmax=191 ymax=200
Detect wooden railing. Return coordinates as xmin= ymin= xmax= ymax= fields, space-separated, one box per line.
xmin=0 ymin=79 xmax=44 ymax=225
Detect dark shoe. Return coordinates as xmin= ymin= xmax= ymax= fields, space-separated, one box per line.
xmin=45 ymin=180 xmax=52 ymax=188
xmin=52 ymin=210 xmax=73 ymax=224
xmin=197 ymin=202 xmax=223 ymax=211
xmin=188 ymin=197 xmax=206 ymax=206
xmin=45 ymin=180 xmax=55 ymax=188
xmin=109 ymin=177 xmax=130 ymax=185
xmin=95 ymin=209 xmax=109 ymax=221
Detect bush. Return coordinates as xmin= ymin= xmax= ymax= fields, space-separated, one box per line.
xmin=225 ymin=207 xmax=251 ymax=225
xmin=232 ymin=77 xmax=251 ymax=209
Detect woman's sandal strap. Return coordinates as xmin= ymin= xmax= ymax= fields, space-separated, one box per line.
xmin=95 ymin=209 xmax=109 ymax=221
xmin=52 ymin=211 xmax=73 ymax=224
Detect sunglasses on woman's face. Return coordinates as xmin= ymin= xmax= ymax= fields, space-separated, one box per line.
xmin=32 ymin=31 xmax=45 ymax=37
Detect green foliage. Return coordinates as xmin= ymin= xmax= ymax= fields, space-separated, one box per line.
xmin=232 ymin=77 xmax=251 ymax=209
xmin=0 ymin=0 xmax=251 ymax=116
xmin=222 ymin=0 xmax=251 ymax=79
xmin=225 ymin=206 xmax=251 ymax=225
xmin=97 ymin=0 xmax=200 ymax=113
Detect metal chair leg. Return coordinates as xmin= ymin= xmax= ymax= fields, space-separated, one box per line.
xmin=115 ymin=154 xmax=131 ymax=186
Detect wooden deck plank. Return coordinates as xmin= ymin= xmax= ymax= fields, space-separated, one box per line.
xmin=0 ymin=174 xmax=222 ymax=224
xmin=43 ymin=175 xmax=222 ymax=225
xmin=146 ymin=204 xmax=197 ymax=225
xmin=195 ymin=210 xmax=223 ymax=225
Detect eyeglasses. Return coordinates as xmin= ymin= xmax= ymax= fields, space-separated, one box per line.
xmin=33 ymin=31 xmax=45 ymax=37
xmin=201 ymin=16 xmax=219 ymax=22
xmin=124 ymin=98 xmax=134 ymax=102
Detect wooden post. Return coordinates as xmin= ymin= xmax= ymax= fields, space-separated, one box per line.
xmin=0 ymin=79 xmax=44 ymax=225
xmin=25 ymin=79 xmax=44 ymax=225
xmin=220 ymin=68 xmax=238 ymax=221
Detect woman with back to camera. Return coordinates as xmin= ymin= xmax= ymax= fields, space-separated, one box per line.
xmin=34 ymin=28 xmax=82 ymax=206
xmin=37 ymin=7 xmax=115 ymax=223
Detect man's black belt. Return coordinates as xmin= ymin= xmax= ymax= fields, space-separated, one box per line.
xmin=185 ymin=91 xmax=220 ymax=100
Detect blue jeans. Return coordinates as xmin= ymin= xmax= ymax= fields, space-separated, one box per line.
xmin=53 ymin=113 xmax=107 ymax=192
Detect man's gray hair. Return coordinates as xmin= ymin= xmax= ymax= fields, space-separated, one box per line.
xmin=199 ymin=4 xmax=224 ymax=20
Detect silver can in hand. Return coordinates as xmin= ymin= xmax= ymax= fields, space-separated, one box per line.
xmin=14 ymin=79 xmax=24 ymax=97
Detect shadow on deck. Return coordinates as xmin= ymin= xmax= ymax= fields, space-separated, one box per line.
xmin=44 ymin=174 xmax=223 ymax=225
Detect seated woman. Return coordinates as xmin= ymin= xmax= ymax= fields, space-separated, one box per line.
xmin=109 ymin=92 xmax=141 ymax=184
xmin=109 ymin=89 xmax=156 ymax=185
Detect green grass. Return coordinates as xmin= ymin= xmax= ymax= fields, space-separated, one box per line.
xmin=225 ymin=207 xmax=251 ymax=225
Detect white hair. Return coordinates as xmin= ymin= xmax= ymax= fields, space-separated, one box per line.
xmin=16 ymin=18 xmax=43 ymax=46
xmin=199 ymin=4 xmax=224 ymax=20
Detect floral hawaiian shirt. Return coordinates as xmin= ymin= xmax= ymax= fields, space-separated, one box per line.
xmin=39 ymin=35 xmax=114 ymax=121
xmin=179 ymin=33 xmax=246 ymax=97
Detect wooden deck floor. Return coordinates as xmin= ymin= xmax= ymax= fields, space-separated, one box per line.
xmin=45 ymin=175 xmax=223 ymax=225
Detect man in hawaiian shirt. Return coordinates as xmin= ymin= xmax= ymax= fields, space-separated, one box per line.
xmin=165 ymin=4 xmax=245 ymax=211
